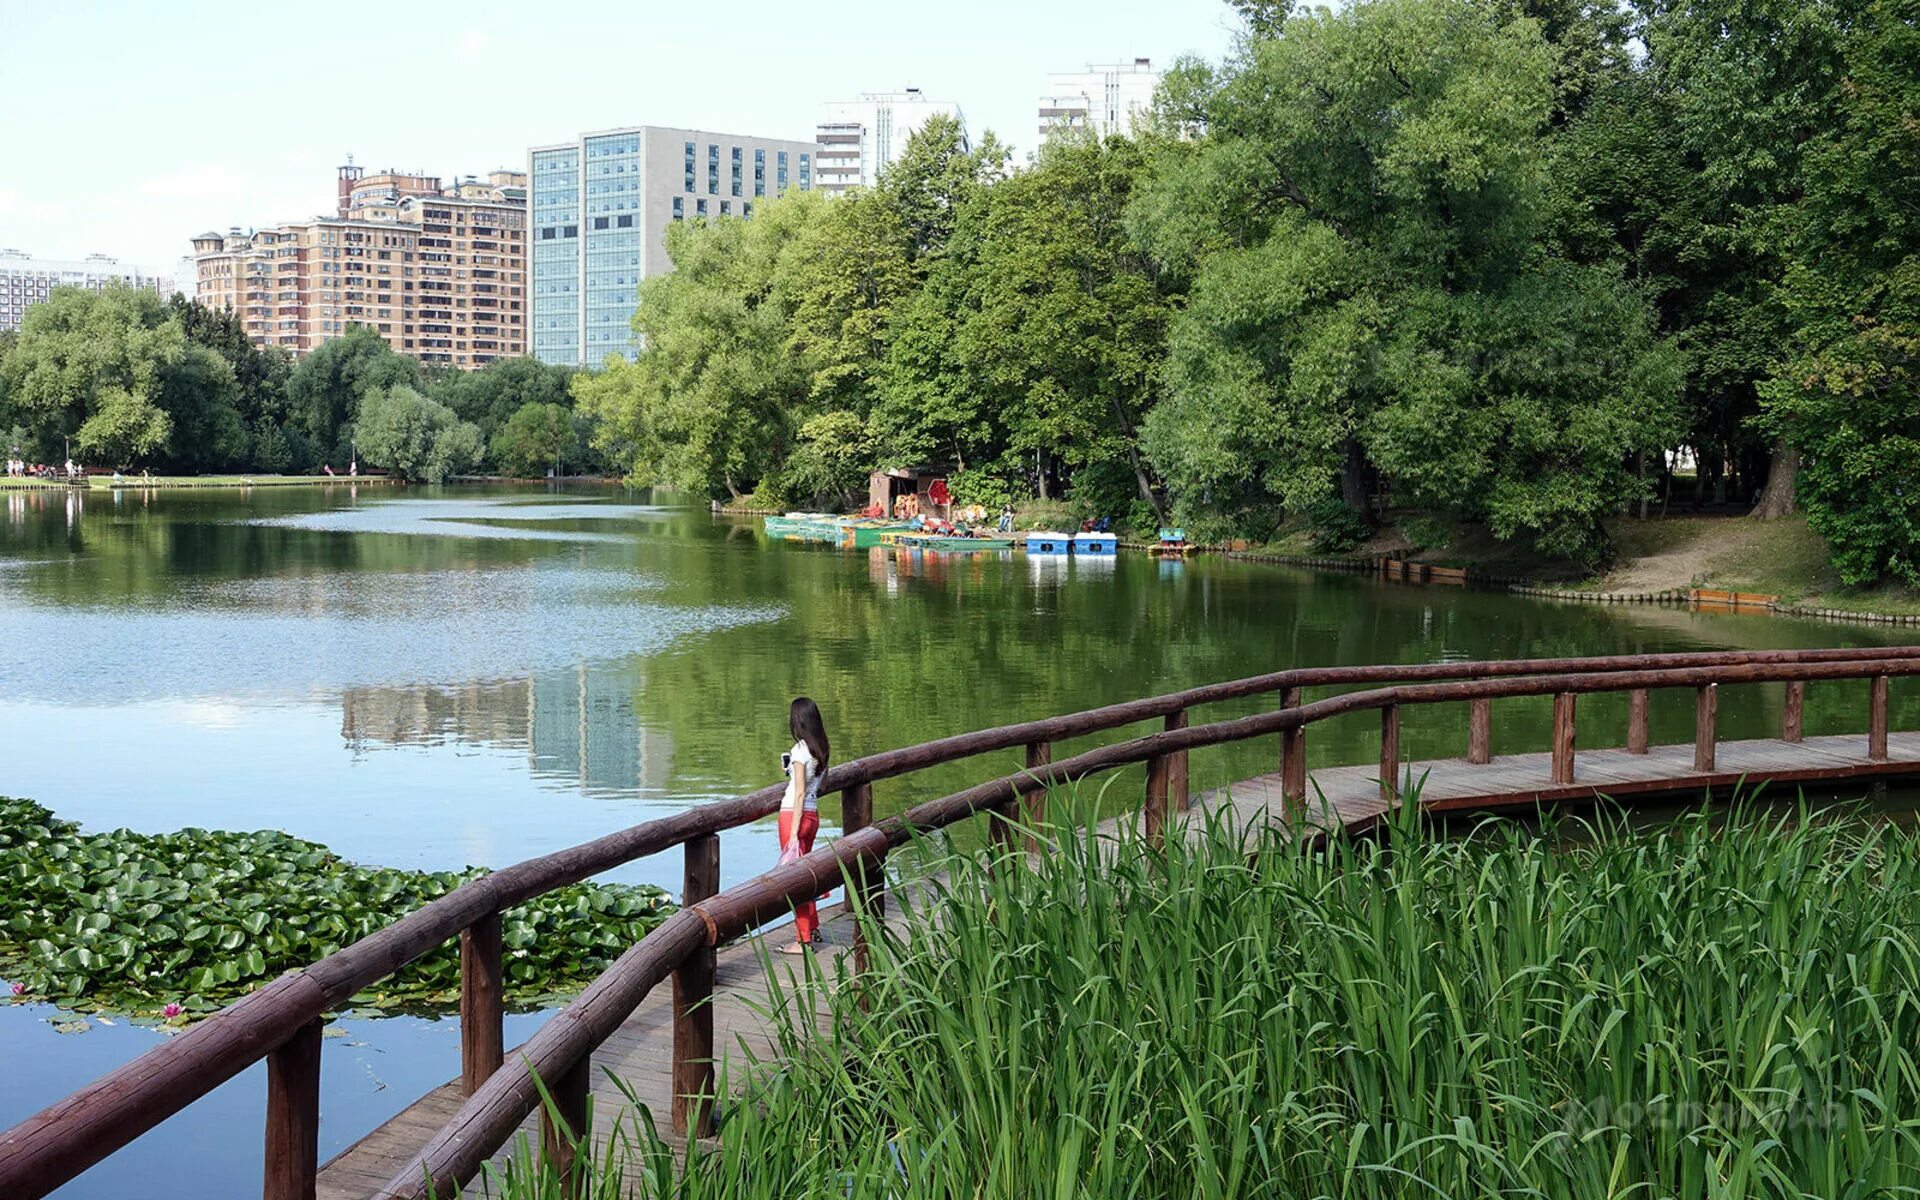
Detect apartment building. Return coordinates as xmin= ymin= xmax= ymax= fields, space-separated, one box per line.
xmin=815 ymin=88 xmax=968 ymax=194
xmin=1038 ymin=58 xmax=1161 ymax=142
xmin=0 ymin=249 xmax=176 ymax=332
xmin=190 ymin=165 xmax=528 ymax=368
xmin=528 ymin=126 xmax=819 ymax=366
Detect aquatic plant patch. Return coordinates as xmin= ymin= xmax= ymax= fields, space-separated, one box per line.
xmin=0 ymin=797 xmax=673 ymax=1018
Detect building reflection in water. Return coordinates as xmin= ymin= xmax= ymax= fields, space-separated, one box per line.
xmin=339 ymin=665 xmax=673 ymax=798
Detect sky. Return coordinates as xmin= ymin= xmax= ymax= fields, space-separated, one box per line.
xmin=0 ymin=0 xmax=1241 ymax=269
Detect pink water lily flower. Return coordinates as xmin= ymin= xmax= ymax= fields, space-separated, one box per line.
xmin=9 ymin=983 xmax=23 ymax=997
xmin=162 ymin=1003 xmax=183 ymax=1018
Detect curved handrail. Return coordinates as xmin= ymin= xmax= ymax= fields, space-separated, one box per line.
xmin=379 ymin=653 xmax=1920 ymax=1196
xmin=4 ymin=646 xmax=1919 ymax=1197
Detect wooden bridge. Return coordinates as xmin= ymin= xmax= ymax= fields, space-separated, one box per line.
xmin=7 ymin=648 xmax=1920 ymax=1199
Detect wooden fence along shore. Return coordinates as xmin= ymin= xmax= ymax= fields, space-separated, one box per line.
xmin=9 ymin=648 xmax=1920 ymax=1197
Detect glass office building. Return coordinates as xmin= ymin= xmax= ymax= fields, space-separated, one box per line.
xmin=529 ymin=145 xmax=581 ymax=366
xmin=527 ymin=126 xmax=819 ymax=366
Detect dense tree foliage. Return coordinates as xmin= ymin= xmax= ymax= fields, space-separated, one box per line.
xmin=1758 ymin=0 xmax=1920 ymax=583
xmin=354 ymin=385 xmax=484 ymax=483
xmin=0 ymin=289 xmax=600 ymax=479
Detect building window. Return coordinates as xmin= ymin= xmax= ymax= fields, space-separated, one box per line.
xmin=799 ymin=154 xmax=811 ymax=190
xmin=777 ymin=150 xmax=789 ymax=191
xmin=731 ymin=146 xmax=743 ymax=197
xmin=720 ymin=200 xmax=730 ymax=215
xmin=754 ymin=148 xmax=766 ymax=197
xmin=593 ymin=217 xmax=609 ymax=230
xmin=672 ymin=196 xmax=684 ymax=220
xmin=707 ymin=144 xmax=718 ymax=194
xmin=696 ymin=199 xmax=707 ymax=216
xmin=616 ymin=214 xmax=634 ymax=228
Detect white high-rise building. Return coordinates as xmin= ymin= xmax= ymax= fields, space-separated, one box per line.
xmin=815 ymin=88 xmax=968 ymax=194
xmin=0 ymin=249 xmax=178 ymax=333
xmin=1038 ymin=58 xmax=1162 ymax=143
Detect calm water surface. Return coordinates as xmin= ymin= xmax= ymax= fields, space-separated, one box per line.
xmin=2 ymin=483 xmax=1913 ymax=1196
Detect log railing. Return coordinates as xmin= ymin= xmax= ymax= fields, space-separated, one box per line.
xmin=4 ymin=646 xmax=1920 ymax=1199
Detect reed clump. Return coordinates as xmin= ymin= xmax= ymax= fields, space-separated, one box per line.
xmin=500 ymin=793 xmax=1920 ymax=1198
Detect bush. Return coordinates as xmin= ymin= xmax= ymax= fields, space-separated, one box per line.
xmin=1400 ymin=513 xmax=1452 ymax=552
xmin=947 ymin=469 xmax=1017 ymax=511
xmin=1305 ymin=496 xmax=1369 ymax=553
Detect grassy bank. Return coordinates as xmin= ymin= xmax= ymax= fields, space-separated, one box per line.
xmin=489 ymin=796 xmax=1920 ymax=1198
xmin=84 ymin=474 xmax=401 ymax=489
xmin=1255 ymin=512 xmax=1920 ymax=618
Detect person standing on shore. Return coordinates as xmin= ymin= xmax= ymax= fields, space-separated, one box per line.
xmin=778 ymin=697 xmax=830 ymax=953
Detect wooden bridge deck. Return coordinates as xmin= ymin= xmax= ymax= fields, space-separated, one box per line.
xmin=315 ymin=729 xmax=1920 ymax=1196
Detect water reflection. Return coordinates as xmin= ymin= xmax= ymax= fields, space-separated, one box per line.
xmin=341 ymin=666 xmax=676 ymax=798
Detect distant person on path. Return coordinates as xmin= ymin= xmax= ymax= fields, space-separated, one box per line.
xmin=998 ymin=504 xmax=1014 ymax=533
xmin=778 ymin=697 xmax=830 ymax=953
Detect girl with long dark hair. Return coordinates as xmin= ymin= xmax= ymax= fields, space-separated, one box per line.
xmin=778 ymin=697 xmax=830 ymax=953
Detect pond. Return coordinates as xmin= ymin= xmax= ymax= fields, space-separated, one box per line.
xmin=2 ymin=483 xmax=1912 ymax=1196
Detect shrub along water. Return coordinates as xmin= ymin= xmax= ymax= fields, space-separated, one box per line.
xmin=0 ymin=797 xmax=673 ymax=1017
xmin=497 ymin=792 xmax=1920 ymax=1198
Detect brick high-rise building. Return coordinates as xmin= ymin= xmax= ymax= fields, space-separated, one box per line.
xmin=191 ymin=165 xmax=528 ymax=368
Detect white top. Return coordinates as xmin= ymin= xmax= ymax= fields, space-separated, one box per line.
xmin=789 ymin=740 xmax=821 ymax=812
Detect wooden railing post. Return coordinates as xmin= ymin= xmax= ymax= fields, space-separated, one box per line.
xmin=1695 ymin=684 xmax=1718 ymax=772
xmin=1551 ymin=693 xmax=1576 ymax=784
xmin=1144 ymin=753 xmax=1169 ymax=846
xmin=1783 ymin=681 xmax=1805 ymax=743
xmin=1165 ymin=709 xmax=1190 ymax=812
xmin=842 ymin=782 xmax=883 ymax=977
xmin=1380 ymin=705 xmax=1401 ymax=801
xmin=1467 ymin=697 xmax=1491 ymax=765
xmin=1022 ymin=743 xmax=1050 ymax=855
xmin=1627 ymin=689 xmax=1650 ymax=754
xmin=672 ymin=833 xmax=720 ymax=1139
xmin=263 ymin=1018 xmax=322 ymax=1200
xmin=540 ymin=1056 xmax=591 ymax=1196
xmin=1870 ymin=675 xmax=1890 ymax=761
xmin=1280 ymin=687 xmax=1306 ymax=815
xmin=460 ymin=911 xmax=503 ymax=1097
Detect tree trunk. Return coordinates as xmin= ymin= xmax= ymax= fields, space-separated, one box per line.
xmin=1107 ymin=394 xmax=1165 ymax=522
xmin=1036 ymin=450 xmax=1049 ymax=500
xmin=1636 ymin=451 xmax=1649 ymax=520
xmin=1749 ymin=441 xmax=1799 ymax=520
xmin=1340 ymin=438 xmax=1370 ymax=520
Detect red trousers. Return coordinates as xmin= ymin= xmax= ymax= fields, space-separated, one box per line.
xmin=778 ymin=808 xmax=820 ymax=942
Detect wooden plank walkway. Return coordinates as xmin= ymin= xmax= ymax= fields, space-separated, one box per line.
xmin=316 ymin=730 xmax=1920 ymax=1196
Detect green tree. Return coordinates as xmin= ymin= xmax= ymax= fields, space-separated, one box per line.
xmin=354 ymin=384 xmax=483 ymax=483
xmin=153 ymin=345 xmax=248 ymax=472
xmin=430 ymin=356 xmax=575 ymax=452
xmin=1132 ymin=0 xmax=1682 ymax=557
xmin=1553 ymin=0 xmax=1845 ymax=516
xmin=1759 ymin=0 xmax=1920 ymax=583
xmin=575 ymin=198 xmax=814 ymax=498
xmin=879 ymin=135 xmax=1172 ymax=512
xmin=76 ymin=387 xmax=172 ymax=467
xmin=777 ymin=188 xmax=913 ymax=419
xmin=0 ymin=285 xmax=186 ymax=464
xmin=784 ymin=410 xmax=878 ymax=507
xmin=491 ymin=401 xmax=579 ymax=477
xmin=167 ymin=296 xmax=292 ymax=428
xmin=286 ymin=325 xmax=419 ymax=465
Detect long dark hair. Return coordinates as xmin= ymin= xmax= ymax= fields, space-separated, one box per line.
xmin=789 ymin=696 xmax=830 ymax=774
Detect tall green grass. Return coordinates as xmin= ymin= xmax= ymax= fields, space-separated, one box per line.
xmin=492 ymin=793 xmax=1920 ymax=1198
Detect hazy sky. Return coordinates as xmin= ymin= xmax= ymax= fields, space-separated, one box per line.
xmin=0 ymin=0 xmax=1241 ymax=269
